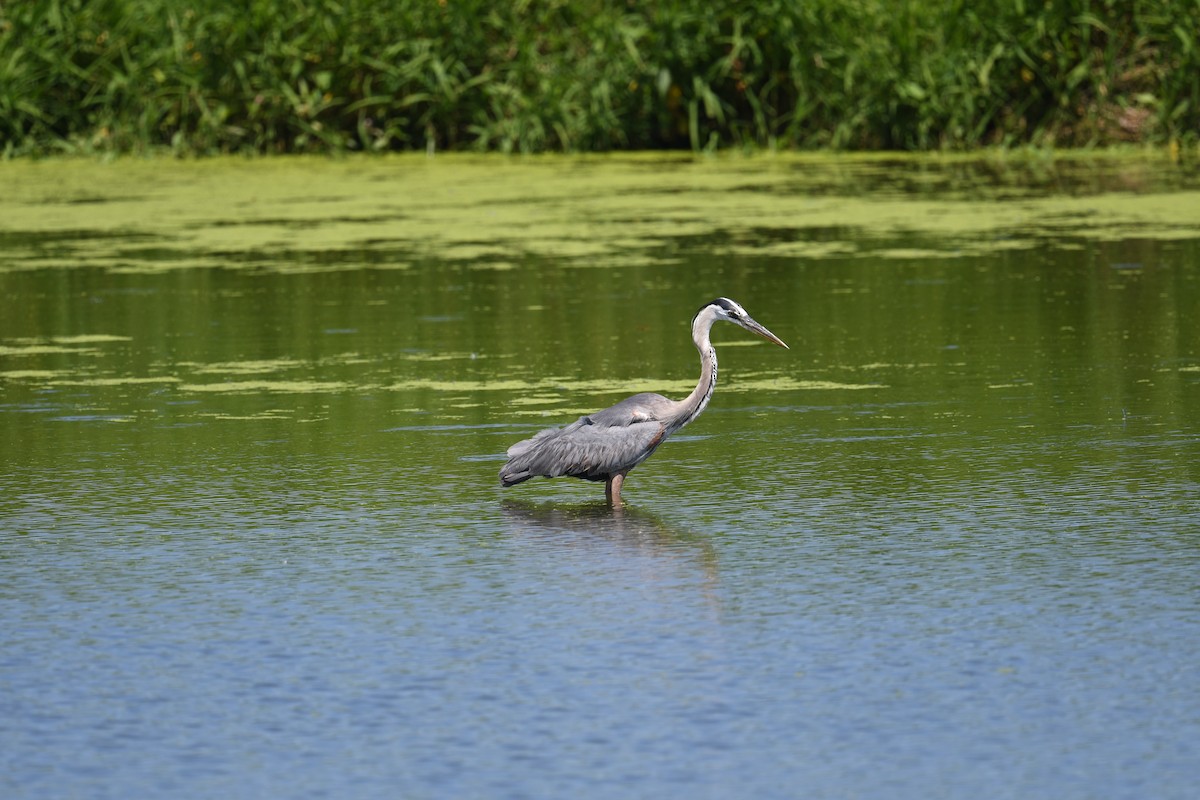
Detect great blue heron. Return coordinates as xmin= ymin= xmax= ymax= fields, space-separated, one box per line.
xmin=498 ymin=297 xmax=788 ymax=505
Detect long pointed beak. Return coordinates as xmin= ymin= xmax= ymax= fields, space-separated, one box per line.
xmin=741 ymin=316 xmax=789 ymax=349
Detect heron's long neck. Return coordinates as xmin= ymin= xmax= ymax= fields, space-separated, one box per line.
xmin=671 ymin=325 xmax=717 ymax=431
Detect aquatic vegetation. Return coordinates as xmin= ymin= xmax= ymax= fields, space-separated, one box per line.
xmin=178 ymin=379 xmax=352 ymax=393
xmin=1 ymin=153 xmax=1197 ymax=277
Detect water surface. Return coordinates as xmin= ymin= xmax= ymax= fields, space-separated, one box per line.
xmin=2 ymin=153 xmax=1199 ymax=799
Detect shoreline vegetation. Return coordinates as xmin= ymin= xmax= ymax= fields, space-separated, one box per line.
xmin=1 ymin=1 xmax=1197 ymax=158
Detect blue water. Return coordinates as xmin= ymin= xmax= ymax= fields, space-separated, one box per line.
xmin=4 ymin=411 xmax=1198 ymax=799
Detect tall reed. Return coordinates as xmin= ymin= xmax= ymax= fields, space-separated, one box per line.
xmin=1 ymin=0 xmax=1195 ymax=156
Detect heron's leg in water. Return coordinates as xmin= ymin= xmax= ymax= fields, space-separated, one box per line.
xmin=605 ymin=473 xmax=626 ymax=506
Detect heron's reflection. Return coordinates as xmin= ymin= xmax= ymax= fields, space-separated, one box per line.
xmin=500 ymin=499 xmax=720 ymax=594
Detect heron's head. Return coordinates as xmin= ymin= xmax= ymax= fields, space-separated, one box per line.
xmin=695 ymin=297 xmax=789 ymax=349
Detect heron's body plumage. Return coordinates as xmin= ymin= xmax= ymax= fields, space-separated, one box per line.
xmin=500 ymin=404 xmax=667 ymax=485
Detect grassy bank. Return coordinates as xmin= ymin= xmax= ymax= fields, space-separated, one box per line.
xmin=1 ymin=0 xmax=1197 ymax=156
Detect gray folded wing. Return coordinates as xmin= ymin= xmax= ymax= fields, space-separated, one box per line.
xmin=499 ymin=413 xmax=667 ymax=485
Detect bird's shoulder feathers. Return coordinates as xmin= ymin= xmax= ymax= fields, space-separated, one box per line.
xmin=588 ymin=392 xmax=673 ymax=426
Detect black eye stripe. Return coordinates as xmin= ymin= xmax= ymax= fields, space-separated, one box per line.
xmin=693 ymin=297 xmax=746 ymax=325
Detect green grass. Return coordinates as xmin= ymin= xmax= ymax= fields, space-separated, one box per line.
xmin=1 ymin=0 xmax=1197 ymax=156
